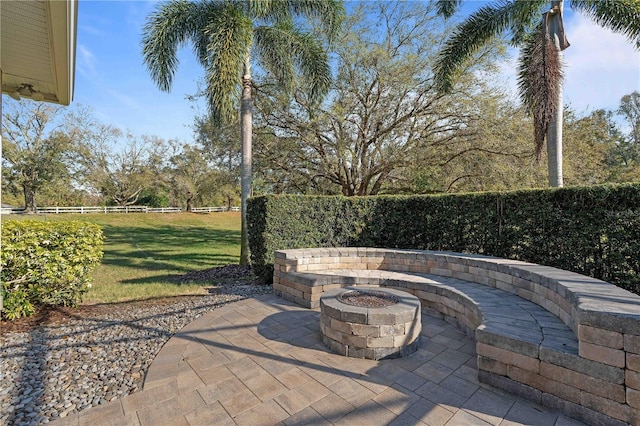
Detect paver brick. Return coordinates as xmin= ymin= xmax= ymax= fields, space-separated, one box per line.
xmin=627 ymin=387 xmax=640 ymax=409
xmin=540 ymin=362 xmax=625 ymax=402
xmin=478 ymin=355 xmax=507 ymax=375
xmin=625 ymin=333 xmax=640 ymax=354
xmin=578 ymin=324 xmax=623 ymax=349
xmin=580 ymin=391 xmax=636 ymax=424
xmin=628 ymin=353 xmax=640 ymax=373
xmin=626 ymin=369 xmax=640 ymax=390
xmin=477 ymin=343 xmax=540 ymax=373
xmin=578 ymin=341 xmax=625 ymax=367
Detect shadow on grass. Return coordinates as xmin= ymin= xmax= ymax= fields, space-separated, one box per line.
xmin=99 ymin=225 xmax=241 ymax=274
xmin=102 ymin=251 xmax=239 ymax=272
xmin=102 ymin=224 xmax=240 ymax=247
xmin=117 ymin=270 xmax=244 ymax=285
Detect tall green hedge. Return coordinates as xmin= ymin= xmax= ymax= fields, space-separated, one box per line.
xmin=248 ymin=183 xmax=640 ymax=294
xmin=1 ymin=220 xmax=104 ymax=319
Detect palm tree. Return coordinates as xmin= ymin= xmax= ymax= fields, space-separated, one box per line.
xmin=141 ymin=0 xmax=344 ymax=264
xmin=434 ymin=0 xmax=640 ymax=187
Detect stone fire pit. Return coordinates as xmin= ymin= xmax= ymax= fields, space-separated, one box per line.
xmin=319 ymin=287 xmax=421 ymax=360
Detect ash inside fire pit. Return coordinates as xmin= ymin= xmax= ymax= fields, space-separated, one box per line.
xmin=338 ymin=290 xmax=400 ymax=307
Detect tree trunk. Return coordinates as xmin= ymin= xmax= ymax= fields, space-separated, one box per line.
xmin=23 ymin=183 xmax=37 ymax=213
xmin=239 ymin=56 xmax=253 ymax=265
xmin=546 ymin=0 xmax=564 ymax=187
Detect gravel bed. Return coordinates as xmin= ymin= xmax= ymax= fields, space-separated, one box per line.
xmin=0 ymin=282 xmax=272 ymax=425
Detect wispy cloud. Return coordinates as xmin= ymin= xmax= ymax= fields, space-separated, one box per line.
xmin=79 ymin=24 xmax=105 ymax=37
xmin=77 ymin=44 xmax=99 ymax=81
xmin=562 ymin=12 xmax=640 ymax=112
xmin=493 ymin=12 xmax=640 ymax=114
xmin=107 ymin=89 xmax=144 ymax=112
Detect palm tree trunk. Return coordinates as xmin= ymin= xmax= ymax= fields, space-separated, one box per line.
xmin=239 ymin=55 xmax=252 ymax=265
xmin=546 ymin=0 xmax=564 ymax=187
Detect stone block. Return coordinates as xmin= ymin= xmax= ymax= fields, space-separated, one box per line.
xmin=308 ymin=285 xmax=325 ymax=294
xmin=379 ymin=324 xmax=404 ymax=337
xmin=320 ymin=302 xmax=342 ymax=321
xmin=627 ymin=387 xmax=640 ymax=409
xmin=344 ymin=334 xmax=367 ymax=348
xmin=415 ymin=290 xmax=439 ymax=303
xmin=351 ymin=323 xmax=380 ymax=337
xmin=430 ymin=268 xmax=452 ymax=277
xmin=341 ymin=307 xmax=367 ymax=324
xmin=578 ymin=324 xmax=623 ymax=349
xmin=476 ymin=328 xmax=539 ymax=358
xmin=516 ymin=287 xmax=536 ymax=303
xmin=539 ymin=347 xmax=624 ymax=384
xmin=625 ymin=333 xmax=640 ymax=354
xmin=367 ymin=310 xmax=397 ymax=325
xmin=580 ymin=391 xmax=636 ymax=424
xmin=506 ymin=366 xmax=548 ymax=393
xmin=367 ymin=336 xmax=394 ymax=348
xmin=322 ymin=325 xmax=345 ymax=344
xmin=392 ymin=334 xmax=411 ymax=347
xmin=627 ymin=353 xmax=640 ymax=372
xmin=283 ymin=286 xmax=303 ymax=299
xmin=562 ymin=399 xmax=630 ymax=426
xmin=540 ymin=377 xmax=581 ymax=404
xmin=478 ymin=370 xmax=542 ymax=405
xmin=323 ymin=336 xmax=346 ymax=356
xmin=308 ymin=292 xmax=322 ymax=302
xmin=579 ymin=341 xmax=625 ymax=368
xmin=330 ymin=318 xmax=351 ymax=334
xmin=476 ymin=342 xmax=540 ymax=373
xmin=468 ymin=266 xmax=489 ymax=278
xmin=540 ymin=362 xmax=625 ymax=403
xmin=489 ymin=270 xmax=513 ymax=284
xmin=477 ymin=355 xmax=507 ymax=375
xmin=440 ymin=297 xmax=464 ymax=314
xmin=346 ymin=345 xmax=374 ymax=359
xmin=626 ymin=369 xmax=640 ymax=391
xmin=322 ymin=284 xmax=342 ymax=291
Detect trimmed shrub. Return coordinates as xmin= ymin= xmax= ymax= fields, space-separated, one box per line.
xmin=1 ymin=220 xmax=104 ymax=319
xmin=248 ymin=183 xmax=640 ymax=294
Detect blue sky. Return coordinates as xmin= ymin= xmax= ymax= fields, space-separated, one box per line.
xmin=72 ymin=1 xmax=640 ymax=143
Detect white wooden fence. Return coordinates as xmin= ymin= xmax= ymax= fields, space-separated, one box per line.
xmin=0 ymin=206 xmax=240 ymax=215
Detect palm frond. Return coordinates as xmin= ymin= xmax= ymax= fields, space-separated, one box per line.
xmin=517 ymin=19 xmax=563 ymax=159
xmin=434 ymin=0 xmax=546 ymax=93
xmin=571 ymin=0 xmax=640 ymax=48
xmin=254 ymin=23 xmax=331 ymax=103
xmin=247 ymin=0 xmax=280 ymax=20
xmin=508 ymin=0 xmax=548 ymax=45
xmin=435 ymin=0 xmax=464 ymax=19
xmin=205 ymin=4 xmax=253 ymax=124
xmin=266 ymin=0 xmax=345 ymax=44
xmin=191 ymin=1 xmax=228 ymax=67
xmin=141 ymin=0 xmax=201 ymax=92
xmin=254 ymin=22 xmax=297 ymax=93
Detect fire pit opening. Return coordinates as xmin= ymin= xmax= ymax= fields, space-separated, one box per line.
xmin=320 ymin=287 xmax=421 ymax=360
xmin=338 ymin=290 xmax=400 ymax=307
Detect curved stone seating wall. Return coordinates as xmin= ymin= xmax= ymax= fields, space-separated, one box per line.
xmin=273 ymin=247 xmax=640 ymax=425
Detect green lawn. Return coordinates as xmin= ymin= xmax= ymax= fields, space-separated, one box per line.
xmin=3 ymin=212 xmax=242 ymax=304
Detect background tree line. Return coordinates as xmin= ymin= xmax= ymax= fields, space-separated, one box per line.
xmin=2 ymin=1 xmax=638 ymax=211
xmin=1 ymin=102 xmax=240 ymax=212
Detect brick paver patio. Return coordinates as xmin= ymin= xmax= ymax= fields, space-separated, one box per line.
xmin=54 ymin=294 xmax=585 ymax=425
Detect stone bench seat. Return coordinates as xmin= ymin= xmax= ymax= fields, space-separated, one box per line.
xmin=273 ymin=248 xmax=640 ymax=425
xmin=280 ymin=268 xmax=578 ymax=359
